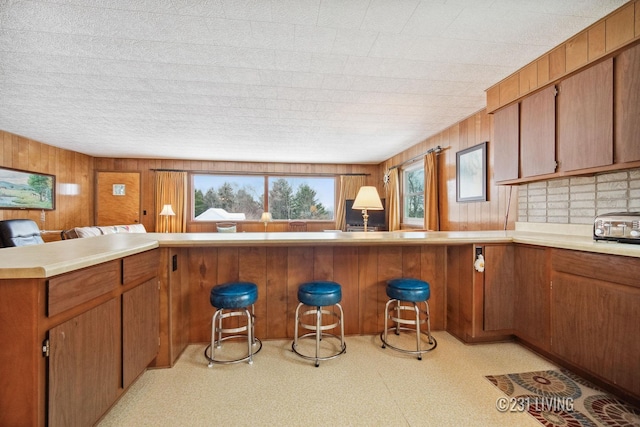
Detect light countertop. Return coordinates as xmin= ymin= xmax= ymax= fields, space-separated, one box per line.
xmin=1 ymin=228 xmax=639 ymax=279
xmin=0 ymin=233 xmax=158 ymax=279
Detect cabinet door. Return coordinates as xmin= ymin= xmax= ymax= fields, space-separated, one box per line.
xmin=493 ymin=102 xmax=520 ymax=182
xmin=446 ymin=245 xmax=473 ymax=341
xmin=551 ymin=273 xmax=640 ymax=396
xmin=557 ymin=58 xmax=613 ymax=172
xmin=48 ymin=299 xmax=120 ymax=427
xmin=513 ymin=245 xmax=550 ymax=351
xmin=483 ymin=245 xmax=514 ymax=331
xmin=123 ymin=278 xmax=159 ymax=389
xmin=614 ymin=42 xmax=640 ymax=163
xmin=520 ymin=85 xmax=557 ymax=177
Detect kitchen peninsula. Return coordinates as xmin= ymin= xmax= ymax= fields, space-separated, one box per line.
xmin=1 ymin=229 xmax=639 ymax=425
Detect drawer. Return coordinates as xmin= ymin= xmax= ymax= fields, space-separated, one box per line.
xmin=551 ymin=249 xmax=640 ymax=289
xmin=122 ymin=249 xmax=159 ymax=286
xmin=47 ymin=261 xmax=120 ymax=317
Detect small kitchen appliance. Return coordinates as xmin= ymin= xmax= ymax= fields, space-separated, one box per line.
xmin=593 ymin=212 xmax=640 ymax=243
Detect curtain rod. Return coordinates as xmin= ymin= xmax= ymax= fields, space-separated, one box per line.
xmin=151 ymin=169 xmax=369 ymax=177
xmin=388 ymin=145 xmax=446 ymax=170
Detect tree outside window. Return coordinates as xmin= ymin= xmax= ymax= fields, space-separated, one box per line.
xmin=268 ymin=177 xmax=332 ymax=220
xmin=193 ymin=174 xmax=334 ymax=221
xmin=402 ymin=162 xmax=424 ymax=225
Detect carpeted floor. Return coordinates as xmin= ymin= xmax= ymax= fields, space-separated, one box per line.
xmin=486 ymin=369 xmax=640 ymax=427
xmin=99 ymin=331 xmax=565 ymax=426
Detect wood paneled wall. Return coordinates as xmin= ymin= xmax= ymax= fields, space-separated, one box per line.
xmin=0 ymin=131 xmax=94 ymax=231
xmin=381 ymin=109 xmax=517 ymax=231
xmin=93 ymin=157 xmax=380 ymax=232
xmin=187 ymin=245 xmax=446 ymax=341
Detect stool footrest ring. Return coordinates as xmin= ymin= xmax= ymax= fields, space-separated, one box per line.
xmin=292 ymin=332 xmax=346 ymax=362
xmin=205 ymin=336 xmax=262 ymax=365
xmin=379 ymin=328 xmax=437 ymax=355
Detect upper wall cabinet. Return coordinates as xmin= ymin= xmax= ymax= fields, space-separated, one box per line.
xmin=557 ymin=58 xmax=613 ymax=172
xmin=614 ymin=42 xmax=640 ymax=163
xmin=493 ymin=103 xmax=519 ymax=182
xmin=520 ymin=85 xmax=557 ymax=178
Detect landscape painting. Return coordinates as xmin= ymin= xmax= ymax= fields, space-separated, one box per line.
xmin=0 ymin=167 xmax=55 ymax=210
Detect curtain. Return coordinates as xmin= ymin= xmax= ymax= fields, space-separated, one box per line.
xmin=424 ymin=151 xmax=440 ymax=231
xmin=335 ymin=175 xmax=366 ymax=231
xmin=155 ymin=171 xmax=187 ymax=232
xmin=386 ymin=168 xmax=400 ymax=231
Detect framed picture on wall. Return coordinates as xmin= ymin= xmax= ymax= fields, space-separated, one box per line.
xmin=0 ymin=166 xmax=56 ymax=210
xmin=456 ymin=141 xmax=487 ymax=203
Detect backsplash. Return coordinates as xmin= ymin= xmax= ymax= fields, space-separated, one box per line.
xmin=518 ymin=168 xmax=640 ymax=224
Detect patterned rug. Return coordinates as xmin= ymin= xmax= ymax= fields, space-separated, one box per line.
xmin=486 ymin=369 xmax=640 ymax=427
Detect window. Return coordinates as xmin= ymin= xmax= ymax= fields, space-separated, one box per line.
xmin=268 ymin=177 xmax=334 ymax=220
xmin=402 ymin=161 xmax=424 ymax=225
xmin=192 ymin=174 xmax=335 ymax=221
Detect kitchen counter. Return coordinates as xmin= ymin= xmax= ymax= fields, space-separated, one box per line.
xmin=1 ymin=228 xmax=639 ymax=279
xmin=0 ymin=233 xmax=157 ymax=279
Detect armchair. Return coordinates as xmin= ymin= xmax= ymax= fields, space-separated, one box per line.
xmin=0 ymin=219 xmax=45 ymax=247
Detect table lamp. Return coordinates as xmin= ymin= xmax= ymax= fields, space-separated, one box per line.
xmin=352 ymin=186 xmax=383 ymax=232
xmin=159 ymin=204 xmax=175 ymax=233
xmin=261 ymin=212 xmax=273 ymax=231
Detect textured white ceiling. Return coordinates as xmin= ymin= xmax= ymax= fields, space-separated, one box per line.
xmin=0 ymin=0 xmax=628 ymax=164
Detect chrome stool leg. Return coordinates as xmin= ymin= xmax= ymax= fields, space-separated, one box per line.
xmin=205 ymin=305 xmax=262 ymax=366
xmin=292 ymin=303 xmax=346 ymax=366
xmin=380 ymin=298 xmax=437 ymax=359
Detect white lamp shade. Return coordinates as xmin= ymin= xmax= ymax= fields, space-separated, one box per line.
xmin=261 ymin=212 xmax=273 ymax=222
xmin=159 ymin=204 xmax=175 ymax=216
xmin=352 ymin=186 xmax=383 ymax=210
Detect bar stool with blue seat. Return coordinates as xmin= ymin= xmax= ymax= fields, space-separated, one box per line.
xmin=292 ymin=281 xmax=346 ymax=367
xmin=380 ymin=277 xmax=437 ymax=360
xmin=204 ymin=281 xmax=262 ymax=366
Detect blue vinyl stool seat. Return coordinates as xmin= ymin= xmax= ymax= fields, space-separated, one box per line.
xmin=204 ymin=282 xmax=262 ymax=366
xmin=380 ymin=278 xmax=437 ymax=359
xmin=292 ymin=281 xmax=346 ymax=367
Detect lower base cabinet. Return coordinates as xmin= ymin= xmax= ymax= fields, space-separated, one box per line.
xmin=446 ymin=244 xmax=513 ymax=343
xmin=446 ymin=244 xmax=640 ymax=402
xmin=513 ymin=245 xmax=550 ymax=351
xmin=48 ymin=299 xmax=120 ymax=426
xmin=123 ymin=278 xmax=160 ymax=388
xmin=0 ymin=249 xmax=159 ymax=426
xmin=550 ymin=249 xmax=640 ymax=399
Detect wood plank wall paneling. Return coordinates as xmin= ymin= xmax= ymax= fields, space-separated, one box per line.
xmin=381 ymin=109 xmax=517 ymax=231
xmin=93 ymin=157 xmax=380 ymax=233
xmin=187 ymin=245 xmax=446 ymax=341
xmin=0 ymin=131 xmax=94 ymax=232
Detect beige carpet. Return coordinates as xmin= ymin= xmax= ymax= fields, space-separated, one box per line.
xmin=99 ymin=332 xmax=557 ymax=426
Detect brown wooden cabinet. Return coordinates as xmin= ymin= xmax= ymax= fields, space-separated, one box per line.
xmin=0 ymin=248 xmax=159 ymax=427
xmin=556 ymin=58 xmax=613 ymax=172
xmin=446 ymin=244 xmax=513 ymax=343
xmin=446 ymin=242 xmax=640 ymax=402
xmin=550 ymin=249 xmax=640 ymax=399
xmin=493 ymin=103 xmax=520 ymax=182
xmin=153 ymin=247 xmax=190 ymax=368
xmin=483 ymin=244 xmax=514 ymax=331
xmin=520 ymin=86 xmax=556 ymax=178
xmin=48 ymin=299 xmax=120 ymax=426
xmin=123 ymin=278 xmax=159 ymax=388
xmin=614 ymin=42 xmax=640 ymax=163
xmin=513 ymin=245 xmax=550 ymax=351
